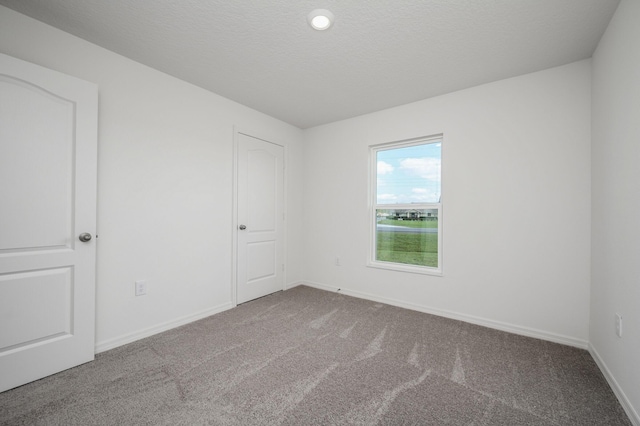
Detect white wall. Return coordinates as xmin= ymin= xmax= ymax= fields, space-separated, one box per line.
xmin=591 ymin=0 xmax=640 ymax=422
xmin=303 ymin=60 xmax=592 ymax=347
xmin=0 ymin=6 xmax=304 ymax=351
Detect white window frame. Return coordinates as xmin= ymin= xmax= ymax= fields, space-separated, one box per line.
xmin=368 ymin=135 xmax=443 ymax=276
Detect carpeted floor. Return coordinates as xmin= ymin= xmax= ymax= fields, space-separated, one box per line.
xmin=0 ymin=285 xmax=631 ymax=425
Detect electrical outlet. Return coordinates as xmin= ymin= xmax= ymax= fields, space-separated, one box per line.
xmin=615 ymin=313 xmax=622 ymax=338
xmin=135 ymin=280 xmax=147 ymax=296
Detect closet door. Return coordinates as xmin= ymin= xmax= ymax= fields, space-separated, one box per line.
xmin=0 ymin=53 xmax=98 ymax=392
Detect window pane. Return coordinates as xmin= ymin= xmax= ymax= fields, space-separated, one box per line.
xmin=376 ymin=142 xmax=441 ymax=205
xmin=376 ymin=208 xmax=438 ymax=268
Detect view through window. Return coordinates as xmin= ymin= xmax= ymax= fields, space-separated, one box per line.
xmin=371 ymin=136 xmax=442 ymax=273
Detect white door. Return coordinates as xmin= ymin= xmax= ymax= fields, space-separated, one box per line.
xmin=236 ymin=133 xmax=284 ymax=304
xmin=0 ymin=53 xmax=98 ymax=392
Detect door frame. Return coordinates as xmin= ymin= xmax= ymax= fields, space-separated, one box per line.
xmin=231 ymin=128 xmax=287 ymax=307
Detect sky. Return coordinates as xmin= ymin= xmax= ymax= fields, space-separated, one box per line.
xmin=376 ymin=142 xmax=441 ymax=205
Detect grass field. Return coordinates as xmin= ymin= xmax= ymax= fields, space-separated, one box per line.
xmin=376 ymin=229 xmax=438 ymax=268
xmin=377 ymin=219 xmax=438 ymax=228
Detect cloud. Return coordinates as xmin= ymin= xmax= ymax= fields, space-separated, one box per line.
xmin=377 ymin=194 xmax=397 ymax=202
xmin=409 ymin=187 xmax=439 ymax=202
xmin=400 ymin=157 xmax=440 ymax=180
xmin=377 ymin=161 xmax=394 ymax=175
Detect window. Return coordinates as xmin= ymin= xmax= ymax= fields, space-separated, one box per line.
xmin=369 ymin=136 xmax=442 ymax=275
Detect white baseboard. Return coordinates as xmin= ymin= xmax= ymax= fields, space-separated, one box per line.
xmin=301 ymin=281 xmax=589 ymax=349
xmin=95 ymin=302 xmax=233 ymax=354
xmin=589 ymin=344 xmax=640 ymax=426
xmin=285 ymin=281 xmax=305 ymax=290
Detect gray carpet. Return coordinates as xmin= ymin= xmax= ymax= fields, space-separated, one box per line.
xmin=0 ymin=285 xmax=631 ymax=425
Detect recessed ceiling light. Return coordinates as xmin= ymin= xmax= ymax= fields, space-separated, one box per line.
xmin=308 ymin=9 xmax=334 ymax=31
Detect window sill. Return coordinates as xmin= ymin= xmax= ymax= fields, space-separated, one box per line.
xmin=367 ymin=261 xmax=443 ymax=277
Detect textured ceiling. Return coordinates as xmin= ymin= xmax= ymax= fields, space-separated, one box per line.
xmin=0 ymin=0 xmax=620 ymax=129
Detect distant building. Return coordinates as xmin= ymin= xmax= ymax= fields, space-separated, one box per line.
xmin=387 ymin=209 xmax=437 ymax=221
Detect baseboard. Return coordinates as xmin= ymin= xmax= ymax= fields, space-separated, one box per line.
xmin=301 ymin=281 xmax=589 ymax=349
xmin=95 ymin=302 xmax=234 ymax=354
xmin=285 ymin=281 xmax=305 ymax=290
xmin=589 ymin=344 xmax=640 ymax=426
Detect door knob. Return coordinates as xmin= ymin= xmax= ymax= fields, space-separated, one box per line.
xmin=78 ymin=233 xmax=92 ymax=242
xmin=239 ymin=224 xmax=247 ymax=230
